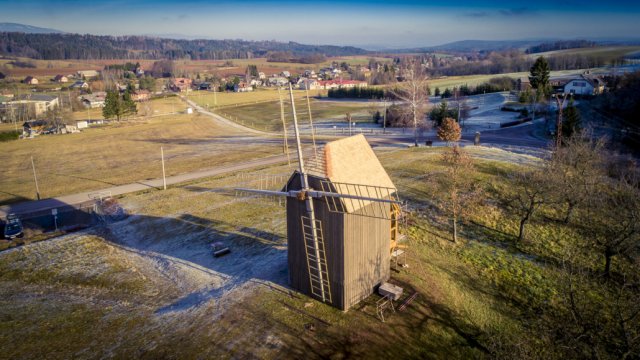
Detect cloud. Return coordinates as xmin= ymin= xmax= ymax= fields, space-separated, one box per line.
xmin=499 ymin=7 xmax=538 ymax=17
xmin=462 ymin=11 xmax=490 ymax=18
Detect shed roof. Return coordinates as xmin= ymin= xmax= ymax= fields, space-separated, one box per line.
xmin=317 ymin=134 xmax=396 ymax=213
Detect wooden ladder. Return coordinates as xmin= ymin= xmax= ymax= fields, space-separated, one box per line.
xmin=301 ymin=216 xmax=332 ymax=303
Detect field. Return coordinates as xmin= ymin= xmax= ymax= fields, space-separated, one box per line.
xmin=0 ymin=96 xmax=282 ymax=205
xmin=427 ymin=67 xmax=615 ymax=91
xmin=0 ymin=56 xmax=390 ymax=84
xmin=2 ymin=144 xmax=634 ymax=358
xmin=185 ymin=88 xmax=326 ymax=109
xmin=527 ymin=45 xmax=640 ymax=60
xmin=0 ymin=147 xmax=522 ymax=359
xmin=216 ymin=99 xmax=381 ymax=131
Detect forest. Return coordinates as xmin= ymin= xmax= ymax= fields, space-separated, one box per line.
xmin=0 ymin=32 xmax=368 ymax=60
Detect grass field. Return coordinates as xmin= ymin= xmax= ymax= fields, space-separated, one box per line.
xmin=69 ymin=95 xmax=185 ymax=121
xmin=0 ymin=145 xmax=606 ymax=358
xmin=427 ymin=67 xmax=613 ymax=91
xmin=0 ymin=145 xmax=637 ymax=358
xmin=217 ymin=99 xmax=381 ymax=131
xmin=186 ymin=88 xmax=328 ymax=108
xmin=527 ymin=45 xmax=640 ymax=60
xmin=0 ymin=147 xmax=513 ymax=358
xmin=0 ymin=101 xmax=281 ymax=205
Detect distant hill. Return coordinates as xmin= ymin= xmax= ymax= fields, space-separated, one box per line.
xmin=0 ymin=32 xmax=368 ymax=60
xmin=0 ymin=22 xmax=63 ymax=34
xmin=391 ymin=38 xmax=640 ymax=54
xmin=525 ymin=40 xmax=597 ymax=54
xmin=393 ymin=39 xmax=557 ymax=53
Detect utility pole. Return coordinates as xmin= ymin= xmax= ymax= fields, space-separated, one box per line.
xmin=31 ymin=156 xmax=41 ymax=200
xmin=554 ymin=93 xmax=569 ymax=149
xmin=457 ymin=101 xmax=461 ymax=130
xmin=383 ymin=98 xmax=387 ymax=134
xmin=213 ymin=83 xmax=217 ymax=106
xmin=161 ymin=147 xmax=167 ymax=190
xmin=278 ymin=87 xmax=291 ymax=166
xmin=305 ymin=88 xmax=317 ymax=156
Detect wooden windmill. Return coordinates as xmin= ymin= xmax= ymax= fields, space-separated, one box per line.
xmin=237 ymin=84 xmax=402 ymax=310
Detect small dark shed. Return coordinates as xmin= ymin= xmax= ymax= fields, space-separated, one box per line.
xmin=285 ymin=135 xmax=397 ymax=311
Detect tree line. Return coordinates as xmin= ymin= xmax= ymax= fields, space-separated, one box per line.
xmin=0 ymin=32 xmax=368 ymax=60
xmin=525 ymin=40 xmax=597 ymax=54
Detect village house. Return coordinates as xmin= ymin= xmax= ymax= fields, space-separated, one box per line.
xmin=562 ymin=75 xmax=605 ymax=95
xmin=234 ymin=81 xmax=253 ymax=92
xmin=298 ymin=78 xmax=321 ymax=90
xmin=131 ymin=90 xmax=151 ymax=102
xmin=130 ymin=90 xmax=150 ymax=102
xmin=23 ymin=76 xmax=38 ymax=85
xmin=303 ymin=70 xmax=317 ymax=78
xmin=258 ymin=72 xmax=266 ymax=80
xmin=3 ymin=94 xmax=59 ymax=117
xmin=79 ymin=92 xmax=107 ymax=108
xmin=76 ymin=70 xmax=100 ymax=79
xmin=169 ymin=78 xmax=192 ymax=92
xmin=267 ymin=77 xmax=289 ymax=87
xmin=281 ymin=71 xmax=291 ymax=78
xmin=70 ymin=81 xmax=89 ymax=90
xmin=517 ymin=78 xmax=531 ymax=91
xmin=318 ymin=79 xmax=368 ymax=90
xmin=53 ymin=75 xmax=69 ymax=83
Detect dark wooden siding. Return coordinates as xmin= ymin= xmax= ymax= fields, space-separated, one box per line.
xmin=286 ymin=173 xmax=390 ymax=311
xmin=342 ymin=202 xmax=391 ymax=309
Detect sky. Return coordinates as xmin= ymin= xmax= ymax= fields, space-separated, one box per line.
xmin=1 ymin=0 xmax=639 ymax=48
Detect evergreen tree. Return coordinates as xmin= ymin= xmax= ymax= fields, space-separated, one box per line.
xmin=529 ymin=57 xmax=551 ymax=97
xmin=562 ymin=99 xmax=581 ymax=140
xmin=103 ymin=90 xmax=137 ymax=121
xmin=434 ymin=87 xmax=441 ymax=97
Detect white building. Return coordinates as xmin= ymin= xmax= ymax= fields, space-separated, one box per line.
xmin=1 ymin=94 xmax=59 ymax=116
xmin=298 ymin=78 xmax=321 ymax=90
xmin=77 ymin=70 xmax=100 ymax=79
xmin=563 ymin=75 xmax=605 ymax=96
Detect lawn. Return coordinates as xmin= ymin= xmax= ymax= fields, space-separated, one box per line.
xmin=0 ymin=105 xmax=281 ymax=205
xmin=217 ymin=99 xmax=382 ymax=131
xmin=186 ymin=88 xmax=327 ymax=109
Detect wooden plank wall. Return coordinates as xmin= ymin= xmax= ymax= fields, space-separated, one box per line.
xmin=287 ymin=174 xmax=346 ymax=309
xmin=342 ymin=202 xmax=391 ymax=309
xmin=286 ymin=173 xmax=390 ymax=311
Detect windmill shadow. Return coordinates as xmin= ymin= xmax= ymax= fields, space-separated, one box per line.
xmin=95 ymin=210 xmax=290 ymax=315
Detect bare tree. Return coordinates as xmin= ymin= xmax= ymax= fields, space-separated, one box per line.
xmin=550 ymin=252 xmax=640 ymax=358
xmin=507 ymin=169 xmax=547 ymax=243
xmin=547 ymin=130 xmax=607 ymax=223
xmin=582 ymin=170 xmax=640 ymax=277
xmin=440 ymin=146 xmax=480 ymax=243
xmin=391 ymin=66 xmax=430 ymax=146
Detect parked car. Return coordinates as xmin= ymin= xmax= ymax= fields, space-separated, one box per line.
xmin=4 ymin=214 xmax=24 ymax=240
